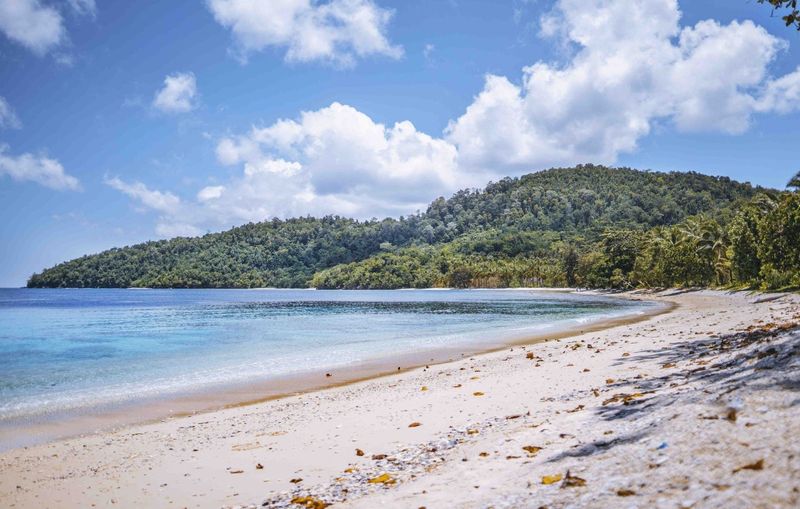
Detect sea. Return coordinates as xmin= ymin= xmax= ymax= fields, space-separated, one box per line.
xmin=0 ymin=288 xmax=656 ymax=449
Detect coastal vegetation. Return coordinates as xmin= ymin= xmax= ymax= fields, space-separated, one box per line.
xmin=27 ymin=166 xmax=800 ymax=291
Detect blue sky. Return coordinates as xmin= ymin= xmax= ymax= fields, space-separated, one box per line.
xmin=0 ymin=0 xmax=799 ymax=287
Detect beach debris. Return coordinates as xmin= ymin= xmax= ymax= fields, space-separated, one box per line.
xmin=229 ymin=469 xmax=244 ymax=474
xmin=256 ymin=463 xmax=264 ymax=470
xmin=617 ymin=488 xmax=636 ymax=496
xmin=622 ymin=352 xmax=631 ymax=357
xmin=408 ymin=422 xmax=422 ymax=428
xmin=526 ymin=352 xmax=535 ymax=359
xmin=355 ymin=449 xmax=364 ymax=457
xmin=561 ymin=471 xmax=587 ymax=488
xmin=473 ymin=391 xmax=485 ymax=396
xmin=371 ymin=454 xmax=387 ymax=460
xmin=542 ymin=473 xmax=563 ymax=485
xmin=606 ymin=378 xmax=615 ymax=384
xmin=656 ymin=442 xmax=668 ymax=450
xmin=453 ymin=384 xmax=462 ymax=388
xmin=726 ymin=408 xmax=738 ymax=422
xmin=566 ymin=404 xmax=585 ymax=413
xmin=420 ymin=386 xmax=428 ymax=391
xmin=290 ymin=478 xmax=303 ymax=483
xmin=479 ymin=452 xmax=489 ymax=457
xmin=602 ymin=392 xmax=649 ymax=406
xmin=325 ymin=373 xmax=332 ymax=377
xmin=367 ymin=473 xmax=396 ymax=485
xmin=522 ymin=445 xmax=542 ymax=456
xmin=290 ymin=495 xmax=330 ymax=508
xmin=505 ymin=414 xmax=522 ymax=420
xmin=733 ymin=459 xmax=764 ymax=473
xmin=662 ymin=362 xmax=677 ymax=369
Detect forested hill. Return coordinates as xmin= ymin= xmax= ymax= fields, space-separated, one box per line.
xmin=27 ymin=165 xmax=769 ymax=289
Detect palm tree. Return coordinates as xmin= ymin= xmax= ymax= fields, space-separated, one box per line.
xmin=788 ymin=171 xmax=800 ymax=191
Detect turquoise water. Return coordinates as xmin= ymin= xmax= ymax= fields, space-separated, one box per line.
xmin=0 ymin=289 xmax=651 ymax=429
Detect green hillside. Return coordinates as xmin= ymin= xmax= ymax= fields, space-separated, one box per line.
xmin=29 ymin=165 xmax=795 ymax=290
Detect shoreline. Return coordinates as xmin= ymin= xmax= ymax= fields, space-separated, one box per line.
xmin=3 ymin=290 xmax=796 ymax=509
xmin=0 ymin=292 xmax=669 ymax=452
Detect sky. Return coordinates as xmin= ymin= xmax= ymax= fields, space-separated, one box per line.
xmin=0 ymin=0 xmax=799 ymax=287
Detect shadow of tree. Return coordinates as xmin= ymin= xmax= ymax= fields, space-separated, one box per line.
xmin=547 ymin=318 xmax=800 ymax=462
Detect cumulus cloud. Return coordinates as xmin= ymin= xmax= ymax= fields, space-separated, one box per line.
xmin=445 ymin=0 xmax=800 ymax=172
xmin=0 ymin=96 xmax=21 ymax=129
xmin=152 ymin=72 xmax=198 ymax=114
xmin=0 ymin=145 xmax=80 ymax=191
xmin=0 ymin=0 xmax=65 ymax=55
xmin=206 ymin=0 xmax=402 ymax=66
xmin=111 ymin=0 xmax=800 ymax=238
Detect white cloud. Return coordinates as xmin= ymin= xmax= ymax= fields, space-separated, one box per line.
xmin=152 ymin=72 xmax=198 ymax=114
xmin=104 ymin=177 xmax=181 ymax=214
xmin=206 ymin=0 xmax=402 ymax=66
xmin=110 ymin=102 xmax=460 ymax=236
xmin=446 ymin=0 xmax=800 ymax=171
xmin=67 ymin=0 xmax=96 ymax=17
xmin=0 ymin=96 xmax=21 ymax=129
xmin=0 ymin=145 xmax=80 ymax=190
xmin=0 ymin=0 xmax=65 ymax=55
xmin=197 ymin=185 xmax=225 ymax=202
xmin=111 ymin=0 xmax=800 ymax=238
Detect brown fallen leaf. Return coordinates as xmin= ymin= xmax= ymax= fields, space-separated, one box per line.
xmin=542 ymin=473 xmax=563 ymax=485
xmin=473 ymin=391 xmax=485 ymax=396
xmin=522 ymin=446 xmax=542 ymax=456
xmin=290 ymin=478 xmax=303 ymax=483
xmin=726 ymin=408 xmax=738 ymax=422
xmin=561 ymin=470 xmax=586 ymax=488
xmin=733 ymin=459 xmax=764 ymax=473
xmin=368 ymin=473 xmax=396 ymax=485
xmin=255 ymin=463 xmax=264 ymax=470
xmin=505 ymin=414 xmax=522 ymax=420
xmin=505 ymin=455 xmax=521 ymax=460
xmin=408 ymin=422 xmax=422 ymax=428
xmin=229 ymin=469 xmax=244 ymax=474
xmin=566 ymin=404 xmax=585 ymax=413
xmin=467 ymin=429 xmax=479 ymax=435
xmin=452 ymin=384 xmax=462 ymax=388
xmin=605 ymin=378 xmax=615 ymax=384
xmin=371 ymin=454 xmax=387 ymax=460
xmin=355 ymin=448 xmax=364 ymax=457
xmin=479 ymin=452 xmax=489 ymax=457
xmin=616 ymin=489 xmax=636 ymax=497
xmin=622 ymin=352 xmax=630 ymax=357
xmin=662 ymin=362 xmax=676 ymax=369
xmin=470 ymin=376 xmax=480 ymax=380
xmin=420 ymin=386 xmax=428 ymax=391
xmin=290 ymin=496 xmax=330 ymax=509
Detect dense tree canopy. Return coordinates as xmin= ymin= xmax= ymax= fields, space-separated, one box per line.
xmin=29 ymin=165 xmax=782 ymax=290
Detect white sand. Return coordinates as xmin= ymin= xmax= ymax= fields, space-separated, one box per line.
xmin=1 ymin=290 xmax=798 ymax=508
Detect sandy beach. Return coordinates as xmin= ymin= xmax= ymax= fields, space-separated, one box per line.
xmin=2 ymin=290 xmax=799 ymax=508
